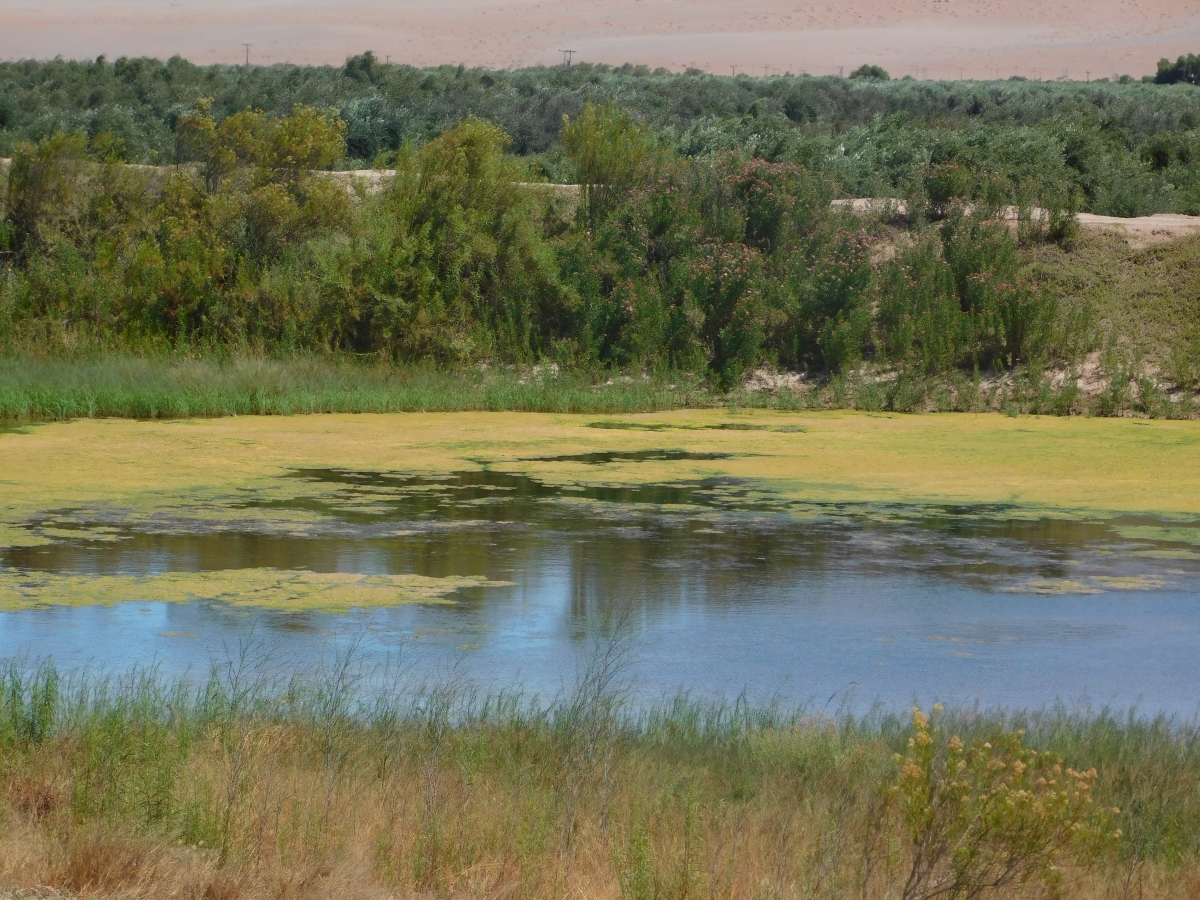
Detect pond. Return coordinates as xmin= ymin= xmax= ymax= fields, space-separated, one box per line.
xmin=2 ymin=413 xmax=1199 ymax=715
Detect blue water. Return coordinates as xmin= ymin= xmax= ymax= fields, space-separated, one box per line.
xmin=2 ymin=465 xmax=1198 ymax=714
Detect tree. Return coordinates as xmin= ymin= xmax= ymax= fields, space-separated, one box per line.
xmin=3 ymin=133 xmax=85 ymax=266
xmin=849 ymin=64 xmax=890 ymax=81
xmin=561 ymin=101 xmax=659 ymax=223
xmin=176 ymin=99 xmax=345 ymax=190
xmin=1155 ymin=54 xmax=1200 ymax=85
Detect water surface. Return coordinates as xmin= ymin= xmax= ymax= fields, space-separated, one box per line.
xmin=3 ymin=456 xmax=1198 ymax=713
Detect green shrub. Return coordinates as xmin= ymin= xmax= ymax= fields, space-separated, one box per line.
xmin=877 ymin=235 xmax=963 ymax=373
xmin=1155 ymin=55 xmax=1200 ymax=86
xmin=355 ymin=118 xmax=566 ymax=362
xmin=1169 ymin=337 xmax=1200 ymax=390
xmin=561 ymin=101 xmax=660 ymax=224
xmin=940 ymin=211 xmax=1055 ymax=366
xmin=849 ymin=65 xmax=890 ymax=81
xmin=4 ymin=133 xmax=86 ymax=266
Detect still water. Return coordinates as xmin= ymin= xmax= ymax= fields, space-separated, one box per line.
xmin=3 ymin=457 xmax=1199 ymax=714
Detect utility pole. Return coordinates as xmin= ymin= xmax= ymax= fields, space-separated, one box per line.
xmin=242 ymin=43 xmax=251 ymax=66
xmin=561 ymin=49 xmax=574 ymax=68
xmin=1085 ymin=70 xmax=1090 ymax=82
xmin=730 ymin=65 xmax=737 ymax=76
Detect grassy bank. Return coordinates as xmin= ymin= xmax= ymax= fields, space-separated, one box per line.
xmin=0 ymin=356 xmax=717 ymax=420
xmin=1 ymin=352 xmax=1197 ymax=423
xmin=0 ymin=659 xmax=1195 ymax=900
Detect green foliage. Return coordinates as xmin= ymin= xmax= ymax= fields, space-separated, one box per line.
xmin=352 ymin=118 xmax=566 ymax=362
xmin=0 ymin=661 xmax=59 ymax=747
xmin=878 ymin=211 xmax=1060 ymax=373
xmin=4 ymin=132 xmax=86 ymax=265
xmin=176 ymin=98 xmax=346 ymax=189
xmin=3 ymin=55 xmax=1200 ymax=215
xmin=849 ymin=65 xmax=890 ymax=81
xmin=0 ymin=90 xmax=1193 ymax=394
xmin=940 ymin=212 xmax=1055 ymax=367
xmin=877 ymin=234 xmax=964 ymax=373
xmin=1170 ymin=337 xmax=1200 ymax=391
xmin=561 ymin=101 xmax=659 ymax=223
xmin=1155 ymin=55 xmax=1200 ymax=86
xmin=560 ymin=155 xmax=867 ymax=382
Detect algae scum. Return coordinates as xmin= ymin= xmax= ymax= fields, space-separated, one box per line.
xmin=3 ymin=430 xmax=1200 ymax=713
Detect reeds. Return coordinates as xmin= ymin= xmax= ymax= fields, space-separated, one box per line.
xmin=3 ymin=352 xmax=1194 ymax=422
xmin=0 ymin=355 xmax=713 ymax=420
xmin=0 ymin=653 xmax=1198 ymax=900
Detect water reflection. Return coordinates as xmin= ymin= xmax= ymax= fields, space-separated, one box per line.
xmin=2 ymin=465 xmax=1199 ymax=712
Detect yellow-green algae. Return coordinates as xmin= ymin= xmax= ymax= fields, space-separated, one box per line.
xmin=1003 ymin=575 xmax=1171 ymax=595
xmin=0 ymin=411 xmax=1196 ymax=537
xmin=1114 ymin=526 xmax=1200 ymax=546
xmin=0 ymin=569 xmax=508 ymax=613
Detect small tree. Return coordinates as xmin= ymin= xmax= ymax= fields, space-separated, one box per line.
xmin=891 ymin=707 xmax=1114 ymax=900
xmin=561 ymin=101 xmax=658 ymax=224
xmin=849 ymin=64 xmax=890 ymax=81
xmin=176 ymin=99 xmax=345 ymax=191
xmin=3 ymin=132 xmax=85 ymax=266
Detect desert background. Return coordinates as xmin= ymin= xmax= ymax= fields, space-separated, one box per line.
xmin=3 ymin=0 xmax=1198 ymax=78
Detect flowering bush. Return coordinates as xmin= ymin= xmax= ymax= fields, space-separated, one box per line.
xmin=891 ymin=706 xmax=1114 ymax=900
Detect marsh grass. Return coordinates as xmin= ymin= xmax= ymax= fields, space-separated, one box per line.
xmin=2 ymin=353 xmax=1195 ymax=422
xmin=0 ymin=356 xmax=714 ymax=420
xmin=0 ymin=654 xmax=1198 ymax=900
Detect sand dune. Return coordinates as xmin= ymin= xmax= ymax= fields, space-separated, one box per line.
xmin=1 ymin=0 xmax=1197 ymax=78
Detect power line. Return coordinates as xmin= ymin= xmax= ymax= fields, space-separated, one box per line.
xmin=242 ymin=43 xmax=252 ymax=66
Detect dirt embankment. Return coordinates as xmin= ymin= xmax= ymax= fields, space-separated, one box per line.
xmin=835 ymin=198 xmax=1200 ymax=248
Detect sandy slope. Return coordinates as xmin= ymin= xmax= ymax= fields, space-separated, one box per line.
xmin=2 ymin=0 xmax=1197 ymax=77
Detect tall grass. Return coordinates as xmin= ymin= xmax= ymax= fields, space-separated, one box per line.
xmin=0 ymin=654 xmax=1198 ymax=899
xmin=0 ymin=355 xmax=713 ymax=420
xmin=1 ymin=353 xmax=1195 ymax=421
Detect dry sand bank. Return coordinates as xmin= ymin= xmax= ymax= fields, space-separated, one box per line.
xmin=2 ymin=0 xmax=1197 ymax=79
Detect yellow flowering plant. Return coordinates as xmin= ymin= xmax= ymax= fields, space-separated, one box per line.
xmin=890 ymin=705 xmax=1115 ymax=900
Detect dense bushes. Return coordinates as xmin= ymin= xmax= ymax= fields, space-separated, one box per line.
xmin=1 ymin=105 xmax=1085 ymax=384
xmin=1156 ymin=55 xmax=1200 ymax=87
xmin=348 ymin=118 xmax=567 ymax=361
xmin=3 ymin=55 xmax=1200 ymax=216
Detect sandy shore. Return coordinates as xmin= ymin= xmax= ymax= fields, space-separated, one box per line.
xmin=3 ymin=0 xmax=1197 ymax=78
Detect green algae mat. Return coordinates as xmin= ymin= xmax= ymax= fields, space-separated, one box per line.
xmin=3 ymin=410 xmax=1197 ymax=516
xmin=1 ymin=410 xmax=1198 ymax=611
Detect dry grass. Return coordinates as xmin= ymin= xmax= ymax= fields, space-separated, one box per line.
xmin=0 ymin=659 xmax=1198 ymax=900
